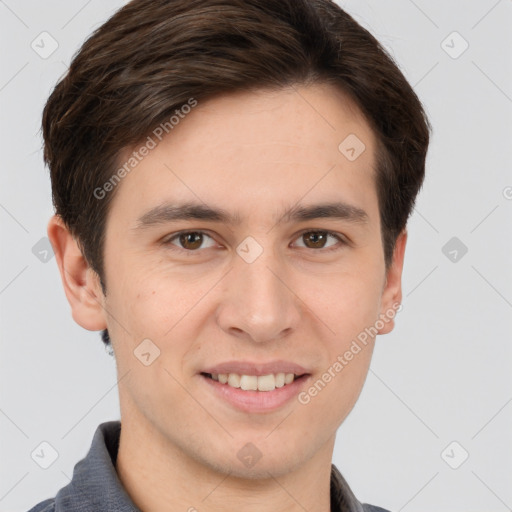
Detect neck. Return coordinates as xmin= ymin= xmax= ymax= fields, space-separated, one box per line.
xmin=115 ymin=412 xmax=335 ymax=512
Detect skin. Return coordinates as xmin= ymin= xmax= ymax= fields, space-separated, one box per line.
xmin=49 ymin=82 xmax=406 ymax=512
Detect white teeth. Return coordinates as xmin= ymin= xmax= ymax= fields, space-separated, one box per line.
xmin=275 ymin=373 xmax=285 ymax=388
xmin=209 ymin=372 xmax=300 ymax=391
xmin=257 ymin=374 xmax=275 ymax=391
xmin=240 ymin=375 xmax=258 ymax=391
xmin=227 ymin=373 xmax=241 ymax=388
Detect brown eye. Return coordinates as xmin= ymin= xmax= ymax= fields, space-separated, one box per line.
xmin=166 ymin=231 xmax=216 ymax=251
xmin=302 ymin=231 xmax=328 ymax=249
xmin=293 ymin=230 xmax=344 ymax=251
xmin=179 ymin=232 xmax=203 ymax=250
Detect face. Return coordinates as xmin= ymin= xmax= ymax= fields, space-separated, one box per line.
xmin=55 ymin=83 xmax=405 ymax=479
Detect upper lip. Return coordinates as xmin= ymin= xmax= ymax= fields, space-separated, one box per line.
xmin=201 ymin=360 xmax=310 ymax=376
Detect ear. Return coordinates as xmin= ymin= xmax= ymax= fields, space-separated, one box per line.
xmin=377 ymin=229 xmax=407 ymax=335
xmin=47 ymin=215 xmax=107 ymax=331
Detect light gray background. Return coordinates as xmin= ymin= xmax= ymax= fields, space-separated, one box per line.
xmin=1 ymin=1 xmax=511 ymax=511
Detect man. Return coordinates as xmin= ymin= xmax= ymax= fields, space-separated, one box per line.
xmin=28 ymin=0 xmax=429 ymax=510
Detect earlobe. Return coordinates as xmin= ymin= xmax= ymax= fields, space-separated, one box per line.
xmin=47 ymin=215 xmax=107 ymax=331
xmin=377 ymin=229 xmax=407 ymax=335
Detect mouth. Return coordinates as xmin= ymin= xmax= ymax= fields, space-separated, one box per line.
xmin=200 ymin=371 xmax=311 ymax=413
xmin=198 ymin=360 xmax=312 ymax=413
xmin=200 ymin=372 xmax=309 ymax=392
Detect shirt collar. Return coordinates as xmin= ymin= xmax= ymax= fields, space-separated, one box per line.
xmin=54 ymin=421 xmax=137 ymax=512
xmin=54 ymin=420 xmax=365 ymax=512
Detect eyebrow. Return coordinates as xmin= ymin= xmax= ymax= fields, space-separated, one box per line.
xmin=133 ymin=200 xmax=369 ymax=230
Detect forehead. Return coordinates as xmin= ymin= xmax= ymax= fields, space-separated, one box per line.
xmin=164 ymin=84 xmax=375 ymax=165
xmin=109 ymin=83 xmax=378 ymax=225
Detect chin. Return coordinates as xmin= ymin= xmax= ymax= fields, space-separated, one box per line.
xmin=201 ymin=437 xmax=312 ymax=480
xmin=217 ymin=456 xmax=300 ymax=481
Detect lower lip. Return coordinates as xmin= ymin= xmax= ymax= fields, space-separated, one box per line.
xmin=200 ymin=374 xmax=311 ymax=413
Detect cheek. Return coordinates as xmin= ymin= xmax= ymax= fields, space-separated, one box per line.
xmin=306 ymin=267 xmax=384 ymax=338
xmin=297 ymin=341 xmax=374 ymax=439
xmin=109 ymin=261 xmax=216 ymax=344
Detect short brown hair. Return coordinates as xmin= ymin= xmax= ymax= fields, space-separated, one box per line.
xmin=42 ymin=0 xmax=430 ymax=347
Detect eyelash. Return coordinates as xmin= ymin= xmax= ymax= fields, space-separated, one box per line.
xmin=162 ymin=229 xmax=347 ymax=254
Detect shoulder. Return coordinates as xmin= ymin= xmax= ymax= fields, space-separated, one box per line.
xmin=25 ymin=498 xmax=55 ymax=512
xmin=361 ymin=504 xmax=392 ymax=512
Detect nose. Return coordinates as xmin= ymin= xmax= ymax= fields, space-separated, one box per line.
xmin=215 ymin=245 xmax=302 ymax=344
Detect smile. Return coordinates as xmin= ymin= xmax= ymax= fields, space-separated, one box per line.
xmin=200 ymin=371 xmax=311 ymax=413
xmin=202 ymin=372 xmax=302 ymax=392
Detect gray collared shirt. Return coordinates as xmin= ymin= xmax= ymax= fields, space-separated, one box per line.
xmin=26 ymin=421 xmax=390 ymax=512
